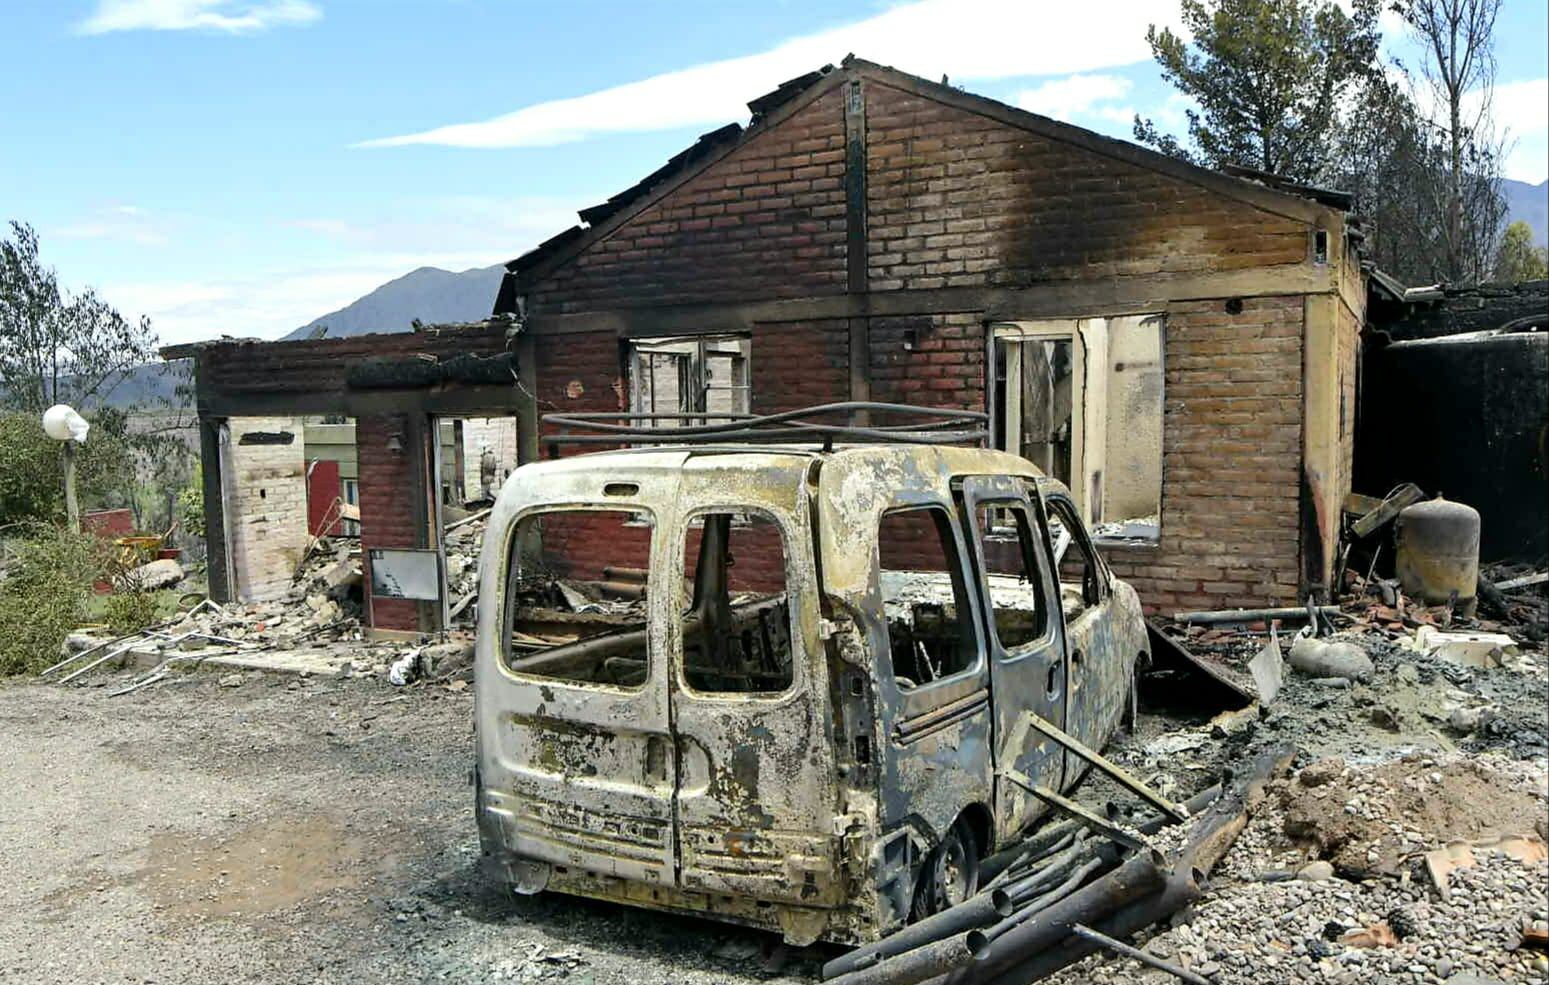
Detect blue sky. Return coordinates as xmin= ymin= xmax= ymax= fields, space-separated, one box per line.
xmin=2 ymin=0 xmax=1545 ymax=346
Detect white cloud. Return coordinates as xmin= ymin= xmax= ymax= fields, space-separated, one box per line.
xmin=76 ymin=0 xmax=320 ymax=35
xmin=1493 ymin=78 xmax=1549 ymax=183
xmin=56 ymin=204 xmax=170 ymax=246
xmin=99 ymin=195 xmax=594 ymax=346
xmin=1014 ymin=74 xmax=1134 ymax=124
xmin=359 ymin=0 xmax=1181 ymax=149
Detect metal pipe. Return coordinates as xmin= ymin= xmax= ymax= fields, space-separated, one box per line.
xmin=972 ymin=856 xmax=1106 ymax=951
xmin=982 ymin=831 xmax=1077 ymax=893
xmin=1173 ymin=605 xmax=1340 ymax=625
xmin=939 ymin=851 xmax=1168 ymax=983
xmin=1001 ymin=840 xmax=1094 ymax=904
xmin=824 ymin=933 xmax=976 ymax=985
xmin=822 ymin=889 xmax=1013 ymax=981
xmin=1068 ymin=924 xmax=1211 ymax=984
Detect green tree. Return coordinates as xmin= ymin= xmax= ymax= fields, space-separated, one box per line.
xmin=1 ymin=221 xmax=194 ymax=527
xmin=0 ymin=221 xmax=163 ymax=413
xmin=1494 ymin=221 xmax=1549 ymax=283
xmin=1134 ymin=0 xmax=1381 ymax=181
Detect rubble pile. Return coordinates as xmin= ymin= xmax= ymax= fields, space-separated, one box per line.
xmin=1046 ymin=753 xmax=1549 ymax=984
xmin=1050 ymin=568 xmax=1548 ymax=984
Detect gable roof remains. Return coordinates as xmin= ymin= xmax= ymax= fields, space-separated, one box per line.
xmin=495 ymin=56 xmax=1350 ymax=313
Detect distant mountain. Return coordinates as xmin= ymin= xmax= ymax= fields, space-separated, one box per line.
xmin=1502 ymin=178 xmax=1548 ymax=246
xmin=281 ymin=263 xmax=506 ymax=340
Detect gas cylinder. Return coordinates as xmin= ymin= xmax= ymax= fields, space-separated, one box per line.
xmin=1395 ymin=495 xmax=1481 ymax=613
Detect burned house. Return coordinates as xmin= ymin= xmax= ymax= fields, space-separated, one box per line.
xmin=162 ymin=324 xmax=532 ymax=634
xmin=497 ymin=58 xmax=1366 ymax=615
xmin=170 ymin=56 xmax=1368 ymax=630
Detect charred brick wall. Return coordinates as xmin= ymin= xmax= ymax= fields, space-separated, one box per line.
xmin=1103 ymin=297 xmax=1306 ymax=610
xmin=863 ymin=82 xmax=1308 ymax=289
xmin=530 ymin=89 xmax=849 ymax=314
xmin=750 ymin=319 xmax=851 ymax=413
xmin=357 ymin=414 xmax=424 ymax=631
xmin=869 ymin=313 xmax=985 ymax=411
xmin=521 ymin=70 xmax=1335 ymax=612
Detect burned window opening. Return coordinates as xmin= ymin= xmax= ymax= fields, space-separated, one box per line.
xmin=1046 ymin=498 xmax=1105 ymax=620
xmin=972 ymin=502 xmax=1049 ymax=650
xmin=991 ymin=318 xmax=1163 ymax=545
xmin=877 ymin=506 xmax=978 ymax=689
xmin=680 ymin=512 xmax=794 ymax=695
xmin=628 ymin=335 xmax=751 ymax=428
xmin=502 ymin=509 xmax=653 ymax=689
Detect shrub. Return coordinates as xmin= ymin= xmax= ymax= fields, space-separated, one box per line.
xmin=103 ymin=588 xmax=162 ymax=636
xmin=0 ymin=524 xmax=105 ymax=676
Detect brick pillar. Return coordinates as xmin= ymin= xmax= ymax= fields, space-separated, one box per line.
xmin=357 ymin=413 xmax=430 ymax=632
xmin=224 ymin=417 xmax=308 ymax=602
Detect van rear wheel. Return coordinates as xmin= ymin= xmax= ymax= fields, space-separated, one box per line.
xmin=913 ymin=817 xmax=980 ymax=918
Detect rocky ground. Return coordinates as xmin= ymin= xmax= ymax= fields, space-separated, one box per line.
xmin=6 ymin=608 xmax=1546 ymax=984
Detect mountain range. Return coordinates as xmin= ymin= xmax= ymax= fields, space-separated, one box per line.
xmin=281 ymin=263 xmax=506 ymax=340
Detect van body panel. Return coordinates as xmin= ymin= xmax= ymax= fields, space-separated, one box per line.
xmin=958 ymin=475 xmax=1069 ymax=845
xmin=669 ymin=455 xmax=842 ymax=907
xmin=476 ymin=456 xmax=690 ymax=885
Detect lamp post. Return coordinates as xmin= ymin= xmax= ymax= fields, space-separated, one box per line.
xmin=42 ymin=404 xmax=89 ymax=531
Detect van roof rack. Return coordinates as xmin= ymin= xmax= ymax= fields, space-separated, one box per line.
xmin=543 ymin=402 xmax=989 ymax=454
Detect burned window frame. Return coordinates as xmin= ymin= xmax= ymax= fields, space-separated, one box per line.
xmin=674 ymin=504 xmax=802 ymax=700
xmin=498 ymin=505 xmax=657 ymax=693
xmin=966 ymin=497 xmax=1055 ymax=656
xmin=627 ymin=334 xmax=751 ymax=426
xmin=874 ymin=503 xmax=986 ymax=695
xmin=988 ymin=317 xmax=1165 ymax=547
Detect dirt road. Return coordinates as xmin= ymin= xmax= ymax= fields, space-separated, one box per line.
xmin=0 ymin=675 xmax=820 ymax=985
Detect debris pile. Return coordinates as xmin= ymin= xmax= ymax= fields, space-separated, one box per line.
xmin=1043 ymin=753 xmax=1549 ymax=984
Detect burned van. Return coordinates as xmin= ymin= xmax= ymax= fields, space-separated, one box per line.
xmin=474 ymin=438 xmax=1147 ymax=945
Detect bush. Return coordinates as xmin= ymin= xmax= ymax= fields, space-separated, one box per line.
xmin=0 ymin=414 xmax=64 ymax=524
xmin=102 ymin=588 xmax=162 ymax=636
xmin=0 ymin=524 xmax=105 ymax=676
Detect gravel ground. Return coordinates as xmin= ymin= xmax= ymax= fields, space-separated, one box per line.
xmin=0 ymin=673 xmax=825 ymax=985
xmin=5 ymin=624 xmax=1545 ymax=985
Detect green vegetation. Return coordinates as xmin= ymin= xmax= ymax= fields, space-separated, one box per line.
xmin=0 ymin=524 xmax=104 ymax=676
xmin=1495 ymin=221 xmax=1549 ymax=283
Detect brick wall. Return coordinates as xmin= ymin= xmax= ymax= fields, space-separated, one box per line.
xmin=1104 ymin=297 xmax=1305 ymax=611
xmin=750 ymin=319 xmax=851 ymax=413
xmin=869 ymin=312 xmax=985 ymax=411
xmin=357 ymin=414 xmax=425 ymax=631
xmin=224 ymin=416 xmax=308 ymax=602
xmin=520 ymin=68 xmax=1340 ymax=612
xmin=530 ymin=88 xmax=849 ymax=314
xmin=864 ymin=82 xmax=1308 ymax=290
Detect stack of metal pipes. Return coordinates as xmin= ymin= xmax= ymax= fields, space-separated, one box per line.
xmin=821 ymin=745 xmax=1294 ymax=985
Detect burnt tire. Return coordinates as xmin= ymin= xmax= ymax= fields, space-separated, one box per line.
xmin=912 ymin=817 xmax=981 ymax=919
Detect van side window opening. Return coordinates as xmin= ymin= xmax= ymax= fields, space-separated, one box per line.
xmin=681 ymin=513 xmax=794 ymax=694
xmin=877 ymin=507 xmax=978 ymax=689
xmin=973 ymin=504 xmax=1048 ymax=649
xmin=503 ymin=510 xmax=653 ymax=689
xmin=1045 ymin=500 xmax=1104 ymax=619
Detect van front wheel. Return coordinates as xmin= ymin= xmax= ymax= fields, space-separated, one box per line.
xmin=913 ymin=817 xmax=980 ymax=918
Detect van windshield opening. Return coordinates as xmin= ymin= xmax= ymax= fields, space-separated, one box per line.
xmin=503 ymin=509 xmax=653 ymax=689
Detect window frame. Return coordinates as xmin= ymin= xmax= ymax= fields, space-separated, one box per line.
xmin=966 ymin=495 xmax=1057 ymax=660
xmin=874 ymin=503 xmax=986 ymax=695
xmin=1042 ymin=493 xmax=1110 ymax=610
xmin=987 ymin=316 xmax=1165 ymax=545
xmin=498 ymin=504 xmax=657 ymax=693
xmin=627 ymin=334 xmax=751 ymax=426
xmin=674 ymin=504 xmax=802 ymax=701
